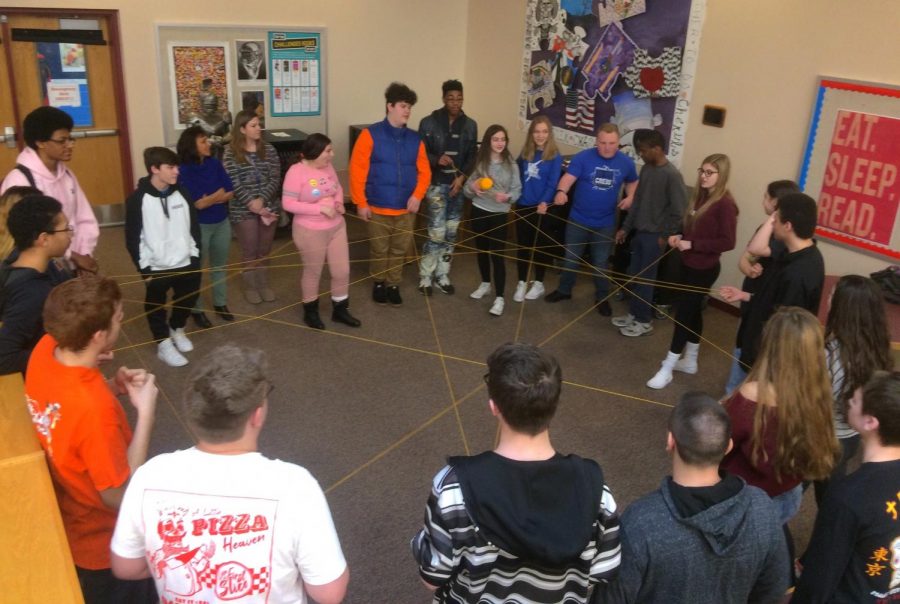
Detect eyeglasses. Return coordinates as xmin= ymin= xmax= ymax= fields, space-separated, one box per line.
xmin=49 ymin=137 xmax=76 ymax=146
xmin=697 ymin=168 xmax=718 ymax=177
xmin=46 ymin=224 xmax=75 ymax=234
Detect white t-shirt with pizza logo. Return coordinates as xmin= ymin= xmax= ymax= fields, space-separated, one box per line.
xmin=112 ymin=448 xmax=346 ymax=603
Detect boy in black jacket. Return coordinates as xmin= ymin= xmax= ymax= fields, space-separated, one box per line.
xmin=125 ymin=147 xmax=201 ymax=367
xmin=0 ymin=194 xmax=72 ymax=374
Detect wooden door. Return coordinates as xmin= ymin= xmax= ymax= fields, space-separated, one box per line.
xmin=0 ymin=9 xmax=131 ymax=207
xmin=0 ymin=30 xmax=19 ymax=170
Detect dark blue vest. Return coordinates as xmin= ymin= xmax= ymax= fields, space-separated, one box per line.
xmin=365 ymin=119 xmax=420 ymax=210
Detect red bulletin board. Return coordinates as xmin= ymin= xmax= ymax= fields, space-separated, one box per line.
xmin=799 ymin=78 xmax=900 ymax=260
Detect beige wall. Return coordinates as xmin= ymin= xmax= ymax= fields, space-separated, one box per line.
xmin=13 ymin=0 xmax=469 ymax=176
xmin=465 ymin=0 xmax=900 ymax=293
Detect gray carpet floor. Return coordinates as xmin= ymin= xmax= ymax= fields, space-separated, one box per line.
xmin=98 ymin=212 xmax=818 ymax=603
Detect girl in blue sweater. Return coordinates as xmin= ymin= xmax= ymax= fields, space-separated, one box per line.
xmin=514 ymin=116 xmax=563 ymax=302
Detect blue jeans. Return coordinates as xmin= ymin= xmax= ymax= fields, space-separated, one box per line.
xmin=557 ymin=222 xmax=615 ymax=300
xmin=772 ymin=484 xmax=803 ymax=524
xmin=626 ymin=231 xmax=663 ymax=323
xmin=724 ymin=347 xmax=749 ymax=396
xmin=419 ymin=184 xmax=464 ymax=281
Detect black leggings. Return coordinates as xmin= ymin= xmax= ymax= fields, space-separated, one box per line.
xmin=471 ymin=205 xmax=508 ymax=297
xmin=514 ymin=206 xmax=558 ymax=282
xmin=669 ymin=262 xmax=720 ymax=354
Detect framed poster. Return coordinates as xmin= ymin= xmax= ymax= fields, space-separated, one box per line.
xmin=167 ymin=42 xmax=232 ymax=130
xmin=268 ymin=31 xmax=321 ymax=117
xmin=799 ymin=78 xmax=900 ymax=260
xmin=236 ymin=40 xmax=267 ymax=82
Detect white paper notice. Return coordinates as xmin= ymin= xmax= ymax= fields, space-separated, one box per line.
xmin=48 ymin=82 xmax=82 ymax=108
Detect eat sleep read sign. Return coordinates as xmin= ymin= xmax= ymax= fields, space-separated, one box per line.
xmin=800 ymin=78 xmax=900 ymax=261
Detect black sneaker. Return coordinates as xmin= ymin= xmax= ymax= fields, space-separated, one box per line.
xmin=434 ymin=278 xmax=455 ymax=295
xmin=386 ymin=285 xmax=402 ymax=306
xmin=418 ymin=284 xmax=433 ymax=296
xmin=213 ymin=305 xmax=235 ymax=322
xmin=373 ymin=281 xmax=388 ymax=305
xmin=654 ymin=304 xmax=671 ymax=320
xmin=596 ymin=300 xmax=612 ymax=316
xmin=544 ymin=290 xmax=572 ymax=303
xmin=191 ymin=312 xmax=212 ymax=329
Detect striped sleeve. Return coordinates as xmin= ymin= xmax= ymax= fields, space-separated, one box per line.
xmin=590 ymin=485 xmax=622 ymax=583
xmin=826 ymin=340 xmax=857 ymax=439
xmin=411 ymin=465 xmax=468 ymax=587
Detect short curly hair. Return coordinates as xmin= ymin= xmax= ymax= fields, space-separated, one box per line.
xmin=23 ymin=106 xmax=74 ymax=149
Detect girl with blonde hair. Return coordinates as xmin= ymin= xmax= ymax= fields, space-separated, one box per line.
xmin=647 ymin=153 xmax=738 ymax=389
xmin=721 ymin=306 xmax=840 ymax=522
xmin=513 ymin=116 xmax=562 ymax=302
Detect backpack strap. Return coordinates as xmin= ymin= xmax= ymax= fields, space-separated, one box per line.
xmin=15 ymin=164 xmax=36 ymax=189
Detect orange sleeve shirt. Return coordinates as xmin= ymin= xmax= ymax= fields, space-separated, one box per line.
xmin=25 ymin=334 xmax=132 ymax=570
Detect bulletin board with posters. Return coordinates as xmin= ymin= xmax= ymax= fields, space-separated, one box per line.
xmin=268 ymin=32 xmax=321 ymax=117
xmin=155 ymin=24 xmax=327 ymax=147
xmin=799 ymin=77 xmax=900 ymax=261
xmin=518 ymin=0 xmax=707 ymax=167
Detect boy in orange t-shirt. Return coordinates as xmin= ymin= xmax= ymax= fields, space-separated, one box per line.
xmin=25 ymin=275 xmax=158 ymax=604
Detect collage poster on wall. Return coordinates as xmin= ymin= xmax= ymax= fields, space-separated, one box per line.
xmin=36 ymin=42 xmax=93 ymax=127
xmin=518 ymin=0 xmax=707 ymax=166
xmin=169 ymin=43 xmax=231 ymax=132
xmin=268 ymin=31 xmax=321 ymax=117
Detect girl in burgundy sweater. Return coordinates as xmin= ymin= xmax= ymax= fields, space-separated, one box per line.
xmin=647 ymin=153 xmax=737 ymax=389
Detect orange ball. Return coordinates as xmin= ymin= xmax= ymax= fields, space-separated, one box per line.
xmin=479 ymin=177 xmax=493 ymax=190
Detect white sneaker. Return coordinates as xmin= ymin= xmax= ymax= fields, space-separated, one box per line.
xmin=170 ymin=327 xmax=194 ymax=352
xmin=489 ymin=297 xmax=505 ymax=316
xmin=524 ymin=281 xmax=545 ymax=300
xmin=673 ymin=357 xmax=698 ymax=374
xmin=158 ymin=338 xmax=188 ymax=367
xmin=470 ymin=282 xmax=492 ymax=299
xmin=611 ymin=313 xmax=635 ymax=328
xmin=646 ymin=365 xmax=673 ymax=389
xmin=620 ymin=322 xmax=653 ymax=337
xmin=513 ymin=281 xmax=527 ymax=303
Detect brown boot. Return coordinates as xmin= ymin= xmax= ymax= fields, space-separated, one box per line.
xmin=242 ymin=271 xmax=261 ymax=304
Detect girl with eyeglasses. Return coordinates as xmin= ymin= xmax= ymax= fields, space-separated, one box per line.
xmin=647 ymin=153 xmax=738 ymax=389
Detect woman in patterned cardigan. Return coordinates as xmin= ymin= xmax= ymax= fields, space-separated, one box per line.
xmin=223 ymin=110 xmax=281 ymax=304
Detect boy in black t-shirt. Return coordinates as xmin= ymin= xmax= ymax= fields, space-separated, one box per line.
xmin=795 ymin=371 xmax=900 ymax=602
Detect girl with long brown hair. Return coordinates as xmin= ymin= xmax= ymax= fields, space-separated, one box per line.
xmin=720 ymin=306 xmax=840 ymax=522
xmin=222 ymin=110 xmax=282 ymax=304
xmin=647 ymin=153 xmax=738 ymax=389
xmin=465 ymin=124 xmax=521 ymax=317
xmin=814 ymin=275 xmax=894 ymax=502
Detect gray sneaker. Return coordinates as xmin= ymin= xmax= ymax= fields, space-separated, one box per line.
xmin=620 ymin=321 xmax=654 ymax=337
xmin=611 ymin=313 xmax=635 ymax=328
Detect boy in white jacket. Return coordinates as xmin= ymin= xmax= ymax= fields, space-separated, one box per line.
xmin=125 ymin=147 xmax=201 ymax=367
